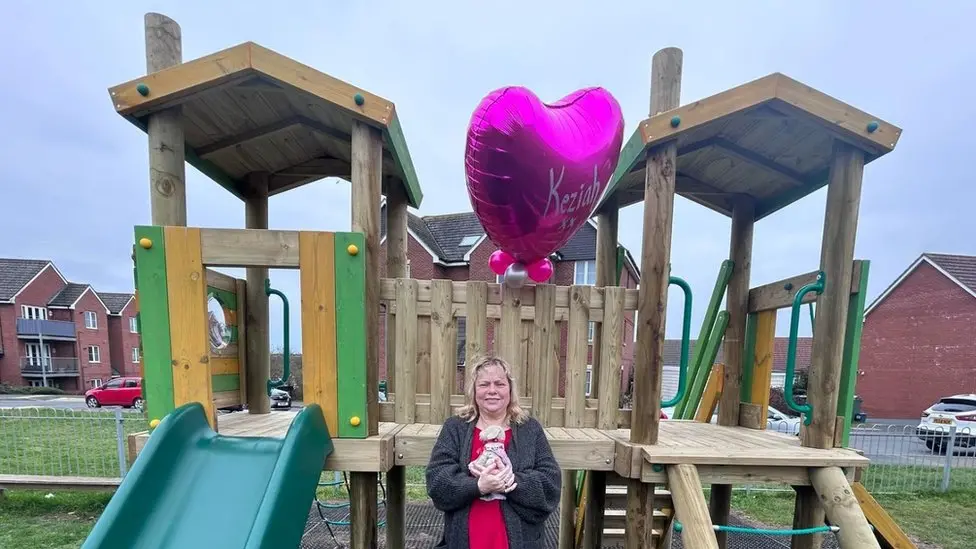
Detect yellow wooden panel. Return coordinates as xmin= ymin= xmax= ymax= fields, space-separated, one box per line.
xmin=210 ymin=356 xmax=239 ymax=375
xmin=164 ymin=227 xmax=215 ymax=428
xmin=696 ymin=364 xmax=724 ymax=423
xmin=750 ymin=310 xmax=777 ymax=429
xmin=300 ymin=231 xmax=338 ymax=437
xmin=851 ymin=482 xmax=916 ymax=549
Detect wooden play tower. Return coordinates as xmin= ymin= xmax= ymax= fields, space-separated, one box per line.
xmin=118 ymin=13 xmax=902 ymax=549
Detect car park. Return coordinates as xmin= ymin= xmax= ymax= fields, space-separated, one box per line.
xmin=916 ymin=394 xmax=976 ymax=453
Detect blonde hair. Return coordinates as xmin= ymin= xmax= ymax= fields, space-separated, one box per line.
xmin=456 ymin=355 xmax=528 ymax=425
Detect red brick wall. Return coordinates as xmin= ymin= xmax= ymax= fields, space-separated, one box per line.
xmin=73 ymin=290 xmax=113 ymax=390
xmin=859 ymin=261 xmax=976 ymax=419
xmin=107 ymin=299 xmax=141 ymax=378
xmin=0 ymin=265 xmax=65 ymax=387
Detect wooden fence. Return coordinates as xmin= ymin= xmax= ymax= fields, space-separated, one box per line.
xmin=378 ymin=279 xmax=640 ymax=429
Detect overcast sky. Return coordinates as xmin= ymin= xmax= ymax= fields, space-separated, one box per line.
xmin=1 ymin=1 xmax=973 ymax=351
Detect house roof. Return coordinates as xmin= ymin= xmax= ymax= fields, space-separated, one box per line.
xmin=382 ymin=205 xmax=640 ymax=278
xmin=865 ymin=252 xmax=976 ymax=315
xmin=48 ymin=283 xmax=91 ymax=307
xmin=98 ymin=292 xmax=135 ymax=315
xmin=0 ymin=258 xmax=53 ymax=301
xmin=663 ymin=337 xmax=812 ymax=373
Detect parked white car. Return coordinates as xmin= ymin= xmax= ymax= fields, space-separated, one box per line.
xmin=661 ymin=405 xmax=801 ymax=435
xmin=916 ymin=394 xmax=976 ymax=453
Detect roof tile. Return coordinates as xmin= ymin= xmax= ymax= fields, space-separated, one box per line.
xmin=0 ymin=258 xmax=52 ymax=301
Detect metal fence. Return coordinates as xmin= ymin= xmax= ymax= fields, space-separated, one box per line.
xmin=765 ymin=419 xmax=976 ymax=494
xmin=0 ymin=406 xmax=146 ymax=479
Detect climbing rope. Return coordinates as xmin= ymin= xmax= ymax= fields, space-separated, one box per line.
xmin=673 ymin=521 xmax=839 ymax=536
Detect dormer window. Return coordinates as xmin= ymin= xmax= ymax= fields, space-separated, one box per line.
xmin=459 ymin=235 xmax=481 ymax=247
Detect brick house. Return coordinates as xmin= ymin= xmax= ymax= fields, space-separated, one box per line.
xmin=0 ymin=258 xmax=139 ymax=392
xmin=858 ymin=253 xmax=976 ymax=419
xmin=100 ymin=292 xmax=142 ymax=378
xmin=377 ymin=202 xmax=641 ymax=398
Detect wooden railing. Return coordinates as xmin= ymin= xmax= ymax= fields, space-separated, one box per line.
xmin=379 ymin=279 xmax=638 ymax=429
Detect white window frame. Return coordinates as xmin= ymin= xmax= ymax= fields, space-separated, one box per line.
xmin=84 ymin=311 xmax=98 ymax=329
xmin=574 ymin=260 xmax=596 ymax=286
xmin=88 ymin=345 xmax=101 ymax=363
xmin=129 ymin=317 xmax=138 ymax=333
xmin=132 ymin=347 xmax=140 ymax=363
xmin=21 ymin=305 xmax=48 ymax=320
xmin=585 ymin=365 xmax=593 ymax=396
xmin=89 ymin=379 xmax=103 ymax=388
xmin=588 ymin=321 xmax=595 ymax=343
xmin=459 ymin=235 xmax=481 ymax=247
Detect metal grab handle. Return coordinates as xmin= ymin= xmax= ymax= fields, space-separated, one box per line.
xmin=661 ymin=276 xmax=693 ymax=408
xmin=785 ymin=271 xmax=825 ymax=425
xmin=265 ymin=279 xmax=290 ymax=395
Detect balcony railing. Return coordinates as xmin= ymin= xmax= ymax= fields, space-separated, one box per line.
xmin=16 ymin=318 xmax=77 ymax=340
xmin=21 ymin=357 xmax=80 ymax=376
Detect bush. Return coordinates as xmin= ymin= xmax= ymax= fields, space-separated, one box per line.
xmin=769 ymin=387 xmax=800 ymax=417
xmin=0 ymin=382 xmax=66 ymax=395
xmin=271 ymin=352 xmax=303 ymax=400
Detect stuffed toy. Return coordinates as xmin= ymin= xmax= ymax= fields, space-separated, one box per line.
xmin=471 ymin=425 xmax=511 ymax=501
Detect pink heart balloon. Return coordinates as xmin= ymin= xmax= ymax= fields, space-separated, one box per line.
xmin=464 ymin=87 xmax=625 ymax=265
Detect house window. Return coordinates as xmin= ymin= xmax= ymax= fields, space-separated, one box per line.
xmin=406 ymin=259 xmax=411 ymax=278
xmin=585 ymin=365 xmax=593 ymax=396
xmin=588 ymin=321 xmax=595 ymax=343
xmin=87 ymin=345 xmax=101 ymax=363
xmin=574 ymin=260 xmax=596 ymax=285
xmin=89 ymin=379 xmax=102 ymax=388
xmin=129 ymin=317 xmax=138 ymax=333
xmin=132 ymin=347 xmax=140 ymax=363
xmin=459 ymin=235 xmax=481 ymax=247
xmin=84 ymin=311 xmax=97 ymax=329
xmin=21 ymin=305 xmax=47 ymax=320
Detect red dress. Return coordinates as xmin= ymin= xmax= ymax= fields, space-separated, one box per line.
xmin=468 ymin=426 xmax=511 ymax=549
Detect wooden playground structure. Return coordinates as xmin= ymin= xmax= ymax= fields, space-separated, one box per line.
xmin=117 ymin=13 xmax=911 ymax=549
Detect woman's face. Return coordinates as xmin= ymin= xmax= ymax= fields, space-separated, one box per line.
xmin=474 ymin=364 xmax=510 ymax=417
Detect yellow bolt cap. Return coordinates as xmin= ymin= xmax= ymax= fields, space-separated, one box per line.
xmin=347 ymin=244 xmax=359 ymax=256
xmin=149 ymin=419 xmax=160 ymax=428
xmin=350 ymin=416 xmax=361 ymax=427
xmin=139 ymin=237 xmax=152 ymax=249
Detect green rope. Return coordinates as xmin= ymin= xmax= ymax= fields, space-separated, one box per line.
xmin=673 ymin=521 xmax=838 ymax=536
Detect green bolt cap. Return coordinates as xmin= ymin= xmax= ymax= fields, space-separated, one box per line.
xmin=354 ymin=93 xmax=365 ymax=106
xmin=670 ymin=115 xmax=681 ymax=128
xmin=136 ymin=83 xmax=150 ymax=97
xmin=866 ymin=120 xmax=879 ymax=133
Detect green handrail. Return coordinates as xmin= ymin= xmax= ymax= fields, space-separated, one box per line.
xmin=674 ymin=521 xmax=838 ymax=536
xmin=265 ymin=279 xmax=290 ymax=395
xmin=661 ymin=276 xmax=693 ymax=408
xmin=786 ymin=271 xmax=825 ymax=425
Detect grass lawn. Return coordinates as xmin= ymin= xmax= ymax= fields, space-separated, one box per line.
xmin=0 ymin=490 xmax=112 ymax=549
xmin=0 ymin=408 xmax=147 ymax=478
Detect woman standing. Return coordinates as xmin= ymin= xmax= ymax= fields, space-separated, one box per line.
xmin=426 ymin=356 xmax=561 ymax=549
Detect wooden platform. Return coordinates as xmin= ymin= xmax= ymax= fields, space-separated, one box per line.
xmin=609 ymin=421 xmax=868 ymax=486
xmin=128 ymin=414 xmax=869 ymax=484
xmin=598 ymin=72 xmax=901 ymax=219
xmin=107 ymin=41 xmax=422 ymax=205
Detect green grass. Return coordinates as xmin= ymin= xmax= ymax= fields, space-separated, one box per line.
xmin=0 ymin=490 xmax=112 ymax=549
xmin=0 ymin=408 xmax=147 ymax=478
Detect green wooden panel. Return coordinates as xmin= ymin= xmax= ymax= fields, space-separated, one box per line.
xmin=211 ymin=374 xmax=240 ymax=392
xmin=597 ymin=129 xmax=646 ymax=212
xmin=837 ymin=260 xmax=871 ymax=447
xmin=739 ymin=312 xmax=758 ymax=403
xmin=384 ymin=113 xmax=424 ymax=208
xmin=134 ymin=226 xmax=174 ymax=425
xmin=334 ymin=231 xmax=368 ymax=438
xmin=207 ymin=286 xmax=238 ymax=310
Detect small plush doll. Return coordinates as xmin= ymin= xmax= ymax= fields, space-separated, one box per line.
xmin=472 ymin=425 xmax=512 ymax=501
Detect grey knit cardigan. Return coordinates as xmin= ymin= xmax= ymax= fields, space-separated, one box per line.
xmin=425 ymin=414 xmax=562 ymax=549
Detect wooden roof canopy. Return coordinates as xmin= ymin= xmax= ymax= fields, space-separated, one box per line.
xmin=107 ymin=41 xmax=423 ymax=208
xmin=598 ymin=72 xmax=901 ymax=220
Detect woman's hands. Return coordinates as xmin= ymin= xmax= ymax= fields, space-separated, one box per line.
xmin=470 ymin=459 xmax=517 ymax=494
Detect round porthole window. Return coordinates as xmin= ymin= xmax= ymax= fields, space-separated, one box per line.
xmin=207 ymin=295 xmax=230 ymax=351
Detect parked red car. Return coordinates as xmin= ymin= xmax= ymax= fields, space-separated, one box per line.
xmin=85 ymin=376 xmax=144 ymax=410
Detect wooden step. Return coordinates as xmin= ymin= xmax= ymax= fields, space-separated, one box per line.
xmin=603 ymin=508 xmax=671 ymax=530
xmin=603 ymin=528 xmax=664 ymax=539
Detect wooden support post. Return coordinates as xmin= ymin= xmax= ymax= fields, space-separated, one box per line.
xmin=625 ymin=480 xmax=658 ymax=549
xmin=144 ymin=13 xmax=186 ymax=227
xmin=385 ymin=182 xmax=408 ymax=395
xmin=352 ymin=120 xmax=382 ymax=437
xmin=810 ymin=467 xmax=880 ymax=548
xmin=244 ymin=173 xmax=270 ymax=415
xmin=349 ymin=472 xmax=378 ymax=549
xmin=631 ymin=46 xmax=682 ymax=446
xmin=804 ymin=141 xmax=864 ymax=449
xmin=791 ymin=485 xmax=825 ymax=549
xmin=668 ymin=464 xmax=718 ymax=549
xmin=384 ymin=182 xmax=408 ymax=549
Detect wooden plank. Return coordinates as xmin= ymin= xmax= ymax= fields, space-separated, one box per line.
xmin=804 ymin=142 xmax=864 ymax=450
xmin=384 ymin=184 xmax=409 ymax=396
xmin=748 ymin=265 xmax=861 ymax=313
xmin=211 ymin=374 xmax=239 ymax=392
xmin=695 ymin=364 xmax=724 ymax=423
xmin=747 ymin=309 xmax=776 ymax=428
xmin=738 ymin=402 xmax=764 ymax=430
xmin=214 ymin=390 xmax=241 ymax=408
xmin=597 ymin=287 xmax=624 ymax=429
xmin=565 ymin=285 xmax=590 ymax=428
xmin=530 ymin=284 xmax=556 ymax=426
xmin=378 ymin=279 xmax=640 ymax=311
xmin=335 ymin=231 xmax=368 ymax=438
xmin=209 ymin=357 xmax=239 ymax=375
xmin=163 ymin=227 xmax=215 ymax=427
xmin=428 ymin=280 xmax=454 ymax=423
xmin=464 ymin=281 xmax=488 ymax=381
xmin=394 ymin=279 xmax=418 ymax=423
xmin=837 ymin=260 xmax=869 ymax=447
xmin=200 ymin=228 xmax=300 ymax=268
xmin=300 ymin=231 xmax=339 ymax=437
xmin=720 ymin=197 xmax=754 ymax=427
xmin=109 ymin=42 xmax=252 ymax=116
xmin=205 ymin=268 xmax=238 ymax=293
xmin=498 ymin=287 xmax=522 ymax=384
xmin=351 ymin=120 xmax=383 ymax=437
xmin=851 ymin=482 xmax=916 ymax=549
xmin=640 ymin=464 xmax=843 ymax=486
xmin=0 ymin=474 xmax=120 ymax=491
xmin=235 ymin=278 xmax=248 ymax=413
xmin=134 ymin=225 xmax=174 ymax=424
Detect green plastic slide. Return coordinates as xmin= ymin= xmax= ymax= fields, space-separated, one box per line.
xmin=82 ymin=402 xmax=334 ymax=549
